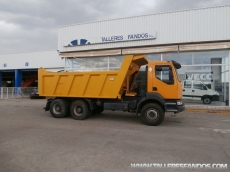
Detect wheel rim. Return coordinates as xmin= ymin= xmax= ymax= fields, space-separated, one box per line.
xmin=204 ymin=98 xmax=210 ymax=104
xmin=145 ymin=109 xmax=159 ymax=121
xmin=74 ymin=104 xmax=83 ymax=116
xmin=53 ymin=103 xmax=62 ymax=114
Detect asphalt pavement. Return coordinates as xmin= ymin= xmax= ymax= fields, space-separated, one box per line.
xmin=0 ymin=98 xmax=229 ymax=172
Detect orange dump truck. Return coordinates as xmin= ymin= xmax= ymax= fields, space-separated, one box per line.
xmin=39 ymin=55 xmax=184 ymax=126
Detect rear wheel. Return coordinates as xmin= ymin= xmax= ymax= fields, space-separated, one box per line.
xmin=70 ymin=100 xmax=92 ymax=120
xmin=140 ymin=103 xmax=164 ymax=126
xmin=50 ymin=99 xmax=70 ymax=118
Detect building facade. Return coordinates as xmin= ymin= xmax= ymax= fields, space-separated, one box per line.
xmin=1 ymin=5 xmax=230 ymax=106
xmin=58 ymin=5 xmax=230 ymax=106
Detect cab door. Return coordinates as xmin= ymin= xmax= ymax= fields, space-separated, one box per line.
xmin=149 ymin=64 xmax=178 ymax=99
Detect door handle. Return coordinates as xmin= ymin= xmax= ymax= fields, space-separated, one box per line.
xmin=153 ymin=87 xmax=157 ymax=91
xmin=192 ymin=90 xmax=195 ymax=92
xmin=183 ymin=89 xmax=185 ymax=91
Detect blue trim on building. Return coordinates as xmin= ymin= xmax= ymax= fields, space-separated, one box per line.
xmin=0 ymin=68 xmax=38 ymax=87
xmin=0 ymin=70 xmax=15 ymax=72
xmin=21 ymin=69 xmax=38 ymax=72
xmin=15 ymin=69 xmax=22 ymax=87
xmin=0 ymin=69 xmax=38 ymax=72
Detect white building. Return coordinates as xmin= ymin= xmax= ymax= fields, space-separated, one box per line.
xmin=0 ymin=5 xmax=230 ymax=104
xmin=0 ymin=50 xmax=64 ymax=87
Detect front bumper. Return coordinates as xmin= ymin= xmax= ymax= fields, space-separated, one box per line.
xmin=211 ymin=95 xmax=219 ymax=101
xmin=177 ymin=103 xmax=185 ymax=112
xmin=165 ymin=100 xmax=185 ymax=113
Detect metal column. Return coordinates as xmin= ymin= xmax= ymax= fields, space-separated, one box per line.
xmin=14 ymin=69 xmax=22 ymax=87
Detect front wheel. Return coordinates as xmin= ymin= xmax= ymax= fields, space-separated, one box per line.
xmin=140 ymin=103 xmax=165 ymax=126
xmin=203 ymin=97 xmax=212 ymax=104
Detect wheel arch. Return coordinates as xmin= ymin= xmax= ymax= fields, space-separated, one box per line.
xmin=70 ymin=98 xmax=94 ymax=110
xmin=83 ymin=98 xmax=94 ymax=110
xmin=46 ymin=97 xmax=94 ymax=111
xmin=201 ymin=95 xmax=212 ymax=100
xmin=201 ymin=95 xmax=212 ymax=104
xmin=137 ymin=99 xmax=165 ymax=113
xmin=136 ymin=93 xmax=166 ymax=114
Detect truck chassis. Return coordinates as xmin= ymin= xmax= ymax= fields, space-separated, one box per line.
xmin=45 ymin=92 xmax=184 ymax=126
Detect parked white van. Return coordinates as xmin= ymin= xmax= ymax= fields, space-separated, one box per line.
xmin=182 ymin=80 xmax=219 ymax=104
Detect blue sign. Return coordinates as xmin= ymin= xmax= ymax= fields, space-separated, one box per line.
xmin=64 ymin=31 xmax=156 ymax=47
xmin=67 ymin=39 xmax=90 ymax=46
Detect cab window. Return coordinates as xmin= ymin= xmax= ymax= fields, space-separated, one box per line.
xmin=155 ymin=65 xmax=174 ymax=85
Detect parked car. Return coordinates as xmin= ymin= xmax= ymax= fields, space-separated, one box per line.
xmin=182 ymin=80 xmax=219 ymax=104
xmin=30 ymin=89 xmax=45 ymax=99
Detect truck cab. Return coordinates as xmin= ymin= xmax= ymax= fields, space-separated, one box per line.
xmin=148 ymin=60 xmax=182 ymax=100
xmin=135 ymin=60 xmax=184 ymax=116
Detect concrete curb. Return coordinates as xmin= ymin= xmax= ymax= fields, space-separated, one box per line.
xmin=185 ymin=105 xmax=230 ymax=110
xmin=185 ymin=105 xmax=230 ymax=113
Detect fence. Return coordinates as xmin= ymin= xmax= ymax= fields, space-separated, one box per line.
xmin=0 ymin=87 xmax=36 ymax=99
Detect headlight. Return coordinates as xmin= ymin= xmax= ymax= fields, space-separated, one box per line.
xmin=177 ymin=101 xmax=183 ymax=105
xmin=214 ymin=91 xmax=219 ymax=95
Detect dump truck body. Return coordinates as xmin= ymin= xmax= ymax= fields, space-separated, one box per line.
xmin=39 ymin=55 xmax=147 ymax=99
xmin=39 ymin=55 xmax=184 ymax=126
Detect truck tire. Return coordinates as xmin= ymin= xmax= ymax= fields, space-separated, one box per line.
xmin=203 ymin=97 xmax=212 ymax=104
xmin=50 ymin=99 xmax=70 ymax=118
xmin=140 ymin=103 xmax=164 ymax=126
xmin=70 ymin=100 xmax=92 ymax=120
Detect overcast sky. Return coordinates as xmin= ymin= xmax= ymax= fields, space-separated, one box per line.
xmin=0 ymin=0 xmax=229 ymax=54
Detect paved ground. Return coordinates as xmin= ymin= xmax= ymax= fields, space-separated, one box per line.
xmin=0 ymin=99 xmax=229 ymax=172
xmin=183 ymin=99 xmax=226 ymax=106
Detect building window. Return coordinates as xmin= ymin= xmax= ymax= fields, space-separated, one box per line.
xmin=65 ymin=55 xmax=124 ymax=71
xmin=161 ymin=49 xmax=229 ymax=105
